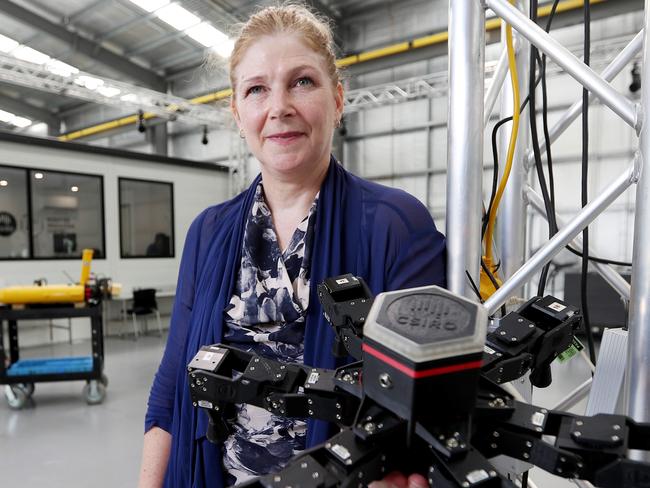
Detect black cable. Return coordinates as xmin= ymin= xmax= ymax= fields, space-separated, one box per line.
xmin=529 ymin=0 xmax=556 ymax=297
xmin=465 ymin=270 xmax=483 ymax=303
xmin=483 ymin=0 xmax=561 ymax=241
xmin=581 ymin=0 xmax=596 ymax=365
xmin=481 ymin=258 xmax=508 ymax=317
xmin=484 ymin=75 xmax=543 ymax=239
xmin=542 ymin=0 xmax=561 ymax=216
xmin=564 ymin=245 xmax=632 ymax=267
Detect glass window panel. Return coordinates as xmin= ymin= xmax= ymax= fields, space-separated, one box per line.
xmin=0 ymin=166 xmax=29 ymax=259
xmin=30 ymin=170 xmax=105 ymax=259
xmin=119 ymin=179 xmax=174 ymax=258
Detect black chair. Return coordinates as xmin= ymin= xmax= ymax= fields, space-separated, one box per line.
xmin=127 ymin=288 xmax=162 ymax=339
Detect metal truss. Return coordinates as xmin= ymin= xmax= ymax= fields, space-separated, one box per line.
xmin=344 ymin=34 xmax=640 ymax=115
xmin=447 ymin=0 xmax=650 ymax=428
xmin=344 ymin=71 xmax=449 ymax=112
xmin=0 ymin=52 xmax=230 ymax=128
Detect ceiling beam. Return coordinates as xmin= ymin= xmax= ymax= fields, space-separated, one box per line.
xmin=0 ymin=0 xmax=166 ymax=91
xmin=0 ymin=92 xmax=60 ymax=128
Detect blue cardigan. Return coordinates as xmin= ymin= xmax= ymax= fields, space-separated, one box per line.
xmin=145 ymin=158 xmax=446 ymax=487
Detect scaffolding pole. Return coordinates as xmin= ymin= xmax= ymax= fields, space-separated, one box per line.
xmin=446 ymin=0 xmax=485 ymax=297
xmin=626 ymin=0 xmax=650 ymax=428
xmin=525 ymin=186 xmax=631 ymax=300
xmin=526 ymin=30 xmax=644 ymax=168
xmin=497 ymin=0 xmax=530 ymax=290
xmin=484 ymin=162 xmax=636 ymax=315
xmin=485 ymin=0 xmax=638 ymax=130
xmin=484 ymin=49 xmax=510 ymax=127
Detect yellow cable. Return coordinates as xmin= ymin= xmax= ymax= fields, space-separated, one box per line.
xmin=484 ymin=1 xmax=521 ymax=263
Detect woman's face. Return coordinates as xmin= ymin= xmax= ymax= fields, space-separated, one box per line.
xmin=231 ymin=33 xmax=344 ymax=179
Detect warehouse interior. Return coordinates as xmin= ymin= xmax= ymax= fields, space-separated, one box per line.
xmin=0 ymin=0 xmax=647 ymax=486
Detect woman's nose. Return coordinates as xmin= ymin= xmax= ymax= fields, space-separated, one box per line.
xmin=268 ymin=89 xmax=295 ymax=119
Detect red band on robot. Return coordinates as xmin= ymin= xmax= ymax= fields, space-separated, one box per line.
xmin=362 ymin=343 xmax=483 ymax=379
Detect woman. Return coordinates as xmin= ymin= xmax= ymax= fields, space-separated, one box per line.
xmin=138 ymin=5 xmax=445 ymax=488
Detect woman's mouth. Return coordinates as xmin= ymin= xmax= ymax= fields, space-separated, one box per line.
xmin=266 ymin=132 xmax=305 ymax=144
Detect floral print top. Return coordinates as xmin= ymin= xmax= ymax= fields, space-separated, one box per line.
xmin=222 ymin=182 xmax=318 ymax=485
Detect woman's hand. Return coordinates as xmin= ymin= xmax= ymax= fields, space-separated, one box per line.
xmin=368 ymin=471 xmax=429 ymax=488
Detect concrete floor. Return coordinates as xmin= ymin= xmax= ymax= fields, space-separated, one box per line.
xmin=0 ymin=334 xmax=166 ymax=488
xmin=0 ymin=330 xmax=601 ymax=488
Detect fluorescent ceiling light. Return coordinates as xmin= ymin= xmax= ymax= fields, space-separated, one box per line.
xmin=185 ymin=22 xmax=228 ymax=47
xmin=12 ymin=45 xmax=51 ymax=65
xmin=71 ymin=186 xmax=79 ymax=192
xmin=34 ymin=172 xmax=44 ymax=179
xmin=211 ymin=38 xmax=234 ymax=58
xmin=127 ymin=0 xmax=170 ymax=13
xmin=0 ymin=180 xmax=7 ymax=187
xmin=28 ymin=122 xmax=48 ymax=134
xmin=0 ymin=34 xmax=19 ymax=53
xmin=74 ymin=75 xmax=104 ymax=90
xmin=120 ymin=93 xmax=138 ymax=102
xmin=0 ymin=109 xmax=31 ymax=128
xmin=97 ymin=86 xmax=121 ymax=97
xmin=0 ymin=109 xmax=14 ymax=123
xmin=155 ymin=3 xmax=200 ymax=31
xmin=46 ymin=59 xmax=79 ymax=77
xmin=12 ymin=116 xmax=32 ymax=128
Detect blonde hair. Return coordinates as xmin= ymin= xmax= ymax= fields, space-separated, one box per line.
xmin=229 ymin=3 xmax=341 ymax=93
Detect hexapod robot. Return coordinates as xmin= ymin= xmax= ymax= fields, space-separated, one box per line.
xmin=187 ymin=274 xmax=650 ymax=487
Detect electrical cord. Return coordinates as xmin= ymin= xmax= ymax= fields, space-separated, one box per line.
xmin=581 ymin=0 xmax=597 ymax=366
xmin=482 ymin=0 xmax=560 ymax=242
xmin=564 ymin=245 xmax=632 ymax=267
xmin=481 ymin=258 xmax=508 ymax=316
xmin=484 ymin=2 xmax=521 ymax=264
xmin=484 ymin=77 xmax=542 ymax=240
xmin=530 ymin=0 xmax=558 ymax=298
xmin=466 ymin=270 xmax=484 ymax=304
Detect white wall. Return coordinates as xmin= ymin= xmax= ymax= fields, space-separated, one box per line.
xmin=0 ymin=138 xmax=229 ymax=345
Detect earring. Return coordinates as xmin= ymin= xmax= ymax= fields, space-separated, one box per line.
xmin=335 ymin=119 xmax=341 ymax=128
xmin=239 ymin=129 xmax=245 ymax=139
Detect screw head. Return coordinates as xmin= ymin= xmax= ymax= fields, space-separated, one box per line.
xmin=363 ymin=422 xmax=376 ymax=434
xmin=379 ymin=373 xmax=393 ymax=389
xmin=446 ymin=438 xmax=459 ymax=449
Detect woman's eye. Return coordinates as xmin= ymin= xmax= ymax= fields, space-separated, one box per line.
xmin=246 ymin=85 xmax=263 ymax=96
xmin=295 ymin=77 xmax=314 ymax=87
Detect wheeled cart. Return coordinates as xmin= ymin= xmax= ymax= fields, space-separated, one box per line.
xmin=0 ymin=304 xmax=107 ymax=409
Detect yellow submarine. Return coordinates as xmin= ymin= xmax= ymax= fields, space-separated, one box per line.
xmin=0 ymin=249 xmax=120 ymax=305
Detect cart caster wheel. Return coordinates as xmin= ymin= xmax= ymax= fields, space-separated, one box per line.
xmin=4 ymin=385 xmax=28 ymax=410
xmin=19 ymin=382 xmax=35 ymax=397
xmin=83 ymin=380 xmax=106 ymax=405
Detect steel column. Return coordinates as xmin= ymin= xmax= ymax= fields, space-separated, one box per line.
xmin=497 ymin=0 xmax=530 ymax=288
xmin=446 ymin=0 xmax=485 ymax=297
xmin=625 ymin=0 xmax=650 ymax=427
xmin=485 ymin=0 xmax=638 ymax=129
xmin=526 ymin=186 xmax=631 ymax=300
xmin=484 ymin=163 xmax=636 ymax=315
